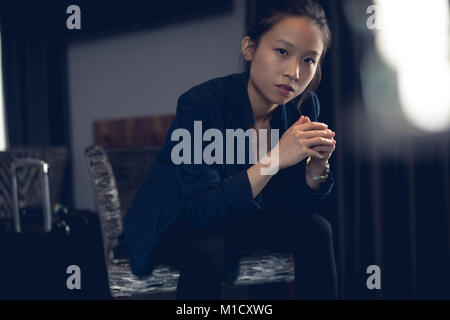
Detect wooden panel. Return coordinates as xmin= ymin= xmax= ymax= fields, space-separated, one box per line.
xmin=94 ymin=114 xmax=175 ymax=148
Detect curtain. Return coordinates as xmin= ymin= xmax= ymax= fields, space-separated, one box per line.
xmin=246 ymin=0 xmax=450 ymax=299
xmin=0 ymin=1 xmax=70 ymax=148
xmin=0 ymin=1 xmax=73 ymax=208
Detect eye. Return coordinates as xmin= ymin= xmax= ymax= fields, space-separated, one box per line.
xmin=276 ymin=48 xmax=288 ymax=56
xmin=304 ymin=57 xmax=316 ymax=65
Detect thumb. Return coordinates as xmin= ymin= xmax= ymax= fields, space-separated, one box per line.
xmin=294 ymin=115 xmax=310 ymax=127
xmin=294 ymin=115 xmax=308 ymax=125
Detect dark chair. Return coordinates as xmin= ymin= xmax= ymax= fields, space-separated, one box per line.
xmin=0 ymin=147 xmax=69 ymax=221
xmin=84 ymin=145 xmax=295 ymax=299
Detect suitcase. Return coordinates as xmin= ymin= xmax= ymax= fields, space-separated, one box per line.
xmin=0 ymin=158 xmax=111 ymax=299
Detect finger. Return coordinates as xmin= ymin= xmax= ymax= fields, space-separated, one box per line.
xmin=312 ymin=144 xmax=335 ymax=151
xmin=293 ymin=115 xmax=313 ymax=127
xmin=294 ymin=115 xmax=304 ymax=124
xmin=300 ymin=116 xmax=310 ymax=125
xmin=304 ymin=136 xmax=336 ymax=148
xmin=294 ymin=115 xmax=308 ymax=126
xmin=296 ymin=121 xmax=328 ymax=131
xmin=297 ymin=129 xmax=335 ymax=139
xmin=306 ymin=147 xmax=324 ymax=159
xmin=311 ymin=145 xmax=335 ymax=153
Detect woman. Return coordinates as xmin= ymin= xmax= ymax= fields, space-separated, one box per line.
xmin=123 ymin=0 xmax=337 ymax=299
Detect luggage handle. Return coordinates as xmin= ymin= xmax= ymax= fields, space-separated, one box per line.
xmin=11 ymin=158 xmax=52 ymax=233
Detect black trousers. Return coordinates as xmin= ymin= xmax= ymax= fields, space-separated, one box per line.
xmin=150 ymin=209 xmax=338 ymax=300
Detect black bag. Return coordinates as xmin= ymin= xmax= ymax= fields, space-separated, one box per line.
xmin=0 ymin=158 xmax=111 ymax=299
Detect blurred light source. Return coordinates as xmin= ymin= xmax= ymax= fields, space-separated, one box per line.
xmin=374 ymin=0 xmax=450 ymax=132
xmin=0 ymin=31 xmax=7 ymax=150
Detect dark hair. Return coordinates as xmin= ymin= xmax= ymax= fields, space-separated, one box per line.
xmin=241 ymin=0 xmax=331 ymax=110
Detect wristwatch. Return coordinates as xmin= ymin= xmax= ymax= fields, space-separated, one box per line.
xmin=306 ymin=156 xmax=330 ymax=182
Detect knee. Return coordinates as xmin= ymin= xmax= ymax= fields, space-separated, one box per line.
xmin=183 ymin=229 xmax=226 ymax=263
xmin=302 ymin=213 xmax=333 ymax=244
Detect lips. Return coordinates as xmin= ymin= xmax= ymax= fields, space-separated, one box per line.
xmin=276 ymin=84 xmax=294 ymax=92
xmin=275 ymin=84 xmax=294 ymax=97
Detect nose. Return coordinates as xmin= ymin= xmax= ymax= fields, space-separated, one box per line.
xmin=285 ymin=59 xmax=300 ymax=81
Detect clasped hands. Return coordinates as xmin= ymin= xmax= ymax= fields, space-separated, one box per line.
xmin=276 ymin=114 xmax=336 ymax=173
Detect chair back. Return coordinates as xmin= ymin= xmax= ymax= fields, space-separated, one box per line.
xmin=0 ymin=147 xmax=69 ymax=220
xmin=84 ymin=145 xmax=161 ymax=260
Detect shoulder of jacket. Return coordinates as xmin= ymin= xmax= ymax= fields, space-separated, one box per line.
xmin=177 ymin=73 xmax=239 ymax=111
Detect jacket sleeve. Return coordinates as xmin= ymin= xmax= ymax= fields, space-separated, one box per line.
xmin=293 ymin=160 xmax=334 ymax=213
xmin=292 ymin=90 xmax=334 ymax=213
xmin=174 ymin=96 xmax=264 ymax=227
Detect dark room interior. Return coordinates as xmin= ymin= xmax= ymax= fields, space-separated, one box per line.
xmin=0 ymin=0 xmax=449 ymax=302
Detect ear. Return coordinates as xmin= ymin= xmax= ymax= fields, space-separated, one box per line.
xmin=241 ymin=36 xmax=255 ymax=62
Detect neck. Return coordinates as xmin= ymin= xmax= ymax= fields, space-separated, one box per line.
xmin=247 ymin=78 xmax=278 ymax=124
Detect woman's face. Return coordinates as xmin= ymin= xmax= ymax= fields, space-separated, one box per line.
xmin=243 ymin=16 xmax=325 ymax=109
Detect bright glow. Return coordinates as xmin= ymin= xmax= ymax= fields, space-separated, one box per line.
xmin=0 ymin=32 xmax=7 ymax=150
xmin=375 ymin=0 xmax=450 ymax=132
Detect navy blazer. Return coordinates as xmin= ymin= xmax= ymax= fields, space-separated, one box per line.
xmin=123 ymin=72 xmax=334 ymax=276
